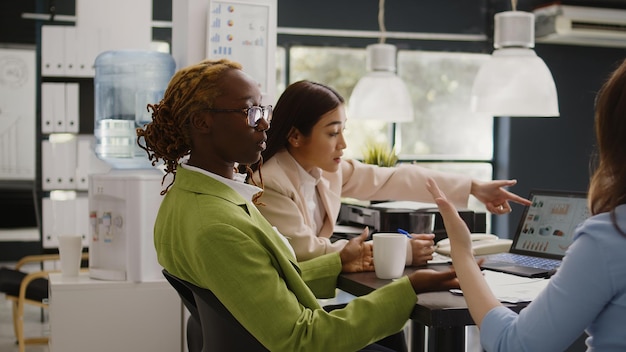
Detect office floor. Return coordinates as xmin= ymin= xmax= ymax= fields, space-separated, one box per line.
xmin=0 ymin=261 xmax=49 ymax=352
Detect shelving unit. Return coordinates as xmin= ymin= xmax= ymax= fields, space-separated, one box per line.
xmin=34 ymin=0 xmax=157 ymax=254
xmin=36 ymin=22 xmax=109 ymax=253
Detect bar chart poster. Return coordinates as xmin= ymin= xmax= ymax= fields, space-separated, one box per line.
xmin=207 ymin=0 xmax=276 ymax=102
xmin=0 ymin=48 xmax=36 ymax=180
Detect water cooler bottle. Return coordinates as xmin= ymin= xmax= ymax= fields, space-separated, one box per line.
xmin=88 ymin=50 xmax=175 ymax=282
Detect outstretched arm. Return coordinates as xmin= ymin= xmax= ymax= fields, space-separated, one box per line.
xmin=427 ymin=178 xmax=501 ymax=327
xmin=470 ymin=179 xmax=531 ymax=215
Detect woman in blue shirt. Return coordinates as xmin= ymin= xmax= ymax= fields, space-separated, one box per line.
xmin=427 ymin=58 xmax=626 ymax=351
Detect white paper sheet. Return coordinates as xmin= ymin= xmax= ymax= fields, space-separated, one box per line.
xmin=428 ymin=253 xmax=452 ymax=264
xmin=450 ymin=270 xmax=550 ymax=303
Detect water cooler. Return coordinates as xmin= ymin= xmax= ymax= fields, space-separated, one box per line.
xmin=88 ymin=50 xmax=175 ymax=282
xmin=88 ymin=169 xmax=165 ymax=281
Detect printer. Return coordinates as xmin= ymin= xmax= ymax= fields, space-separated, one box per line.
xmin=337 ymin=201 xmax=486 ymax=243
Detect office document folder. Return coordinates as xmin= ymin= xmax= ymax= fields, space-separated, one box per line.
xmin=42 ymin=196 xmax=89 ymax=249
xmin=41 ymin=25 xmax=66 ymax=76
xmin=42 ymin=138 xmax=77 ymax=190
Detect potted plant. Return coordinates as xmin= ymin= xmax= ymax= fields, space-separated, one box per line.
xmin=362 ymin=141 xmax=398 ymax=167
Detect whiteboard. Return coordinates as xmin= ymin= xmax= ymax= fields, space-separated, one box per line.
xmin=207 ymin=0 xmax=277 ymax=104
xmin=0 ymin=48 xmax=36 ymax=180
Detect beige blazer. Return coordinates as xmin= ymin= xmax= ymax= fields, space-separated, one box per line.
xmin=253 ymin=150 xmax=472 ymax=261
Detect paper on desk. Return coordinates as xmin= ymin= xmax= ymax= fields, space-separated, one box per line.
xmin=428 ymin=253 xmax=452 ymax=264
xmin=451 ymin=270 xmax=550 ymax=303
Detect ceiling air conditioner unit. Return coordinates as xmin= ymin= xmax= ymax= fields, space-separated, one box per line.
xmin=534 ymin=4 xmax=626 ymax=48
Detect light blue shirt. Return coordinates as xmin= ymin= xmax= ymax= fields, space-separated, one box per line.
xmin=480 ymin=204 xmax=626 ymax=351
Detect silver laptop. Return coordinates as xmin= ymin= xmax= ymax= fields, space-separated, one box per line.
xmin=479 ymin=190 xmax=590 ymax=278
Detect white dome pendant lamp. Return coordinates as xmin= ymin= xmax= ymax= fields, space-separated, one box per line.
xmin=348 ymin=0 xmax=414 ymax=123
xmin=471 ymin=1 xmax=559 ymax=117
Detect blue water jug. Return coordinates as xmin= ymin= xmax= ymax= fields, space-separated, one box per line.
xmin=94 ymin=50 xmax=175 ymax=169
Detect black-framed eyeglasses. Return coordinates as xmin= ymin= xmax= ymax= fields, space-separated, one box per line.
xmin=206 ymin=105 xmax=273 ymax=127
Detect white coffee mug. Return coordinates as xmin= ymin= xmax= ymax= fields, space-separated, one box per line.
xmin=373 ymin=233 xmax=407 ymax=279
xmin=58 ymin=235 xmax=83 ymax=277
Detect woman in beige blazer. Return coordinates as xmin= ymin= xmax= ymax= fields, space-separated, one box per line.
xmin=251 ymin=80 xmax=531 ymax=264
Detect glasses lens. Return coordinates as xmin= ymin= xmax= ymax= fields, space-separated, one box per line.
xmin=247 ymin=106 xmax=272 ymax=126
xmin=265 ymin=105 xmax=273 ymax=123
xmin=247 ymin=107 xmax=261 ymax=127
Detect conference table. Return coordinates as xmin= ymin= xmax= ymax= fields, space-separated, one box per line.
xmin=337 ymin=265 xmax=529 ymax=352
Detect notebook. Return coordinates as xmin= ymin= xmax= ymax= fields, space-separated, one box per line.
xmin=479 ymin=189 xmax=590 ymax=278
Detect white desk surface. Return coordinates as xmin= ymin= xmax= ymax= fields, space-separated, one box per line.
xmin=49 ymin=271 xmax=169 ymax=289
xmin=48 ymin=271 xmax=183 ymax=352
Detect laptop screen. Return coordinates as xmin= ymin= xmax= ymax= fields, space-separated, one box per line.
xmin=510 ymin=190 xmax=590 ymax=260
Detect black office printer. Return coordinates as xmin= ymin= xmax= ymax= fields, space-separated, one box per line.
xmin=337 ymin=202 xmax=486 ymax=243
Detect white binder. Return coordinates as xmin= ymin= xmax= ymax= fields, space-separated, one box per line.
xmin=41 ymin=25 xmax=66 ymax=77
xmin=42 ymin=195 xmax=90 ymax=249
xmin=65 ymin=83 xmax=80 ymax=133
xmin=42 ymin=136 xmax=77 ymax=190
xmin=41 ymin=82 xmax=63 ymax=134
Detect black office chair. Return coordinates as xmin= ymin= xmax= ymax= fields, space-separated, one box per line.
xmin=162 ymin=269 xmax=268 ymax=352
xmin=162 ymin=270 xmax=203 ymax=352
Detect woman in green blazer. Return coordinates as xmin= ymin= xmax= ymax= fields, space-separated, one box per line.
xmin=137 ymin=58 xmax=459 ymax=352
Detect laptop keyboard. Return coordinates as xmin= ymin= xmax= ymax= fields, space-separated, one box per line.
xmin=487 ymin=253 xmax=561 ymax=270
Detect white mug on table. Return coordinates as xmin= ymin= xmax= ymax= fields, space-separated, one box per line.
xmin=373 ymin=233 xmax=407 ymax=279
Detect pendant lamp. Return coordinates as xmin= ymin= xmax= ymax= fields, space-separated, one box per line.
xmin=348 ymin=0 xmax=414 ymax=123
xmin=471 ymin=4 xmax=559 ymax=117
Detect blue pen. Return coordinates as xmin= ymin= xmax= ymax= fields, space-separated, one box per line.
xmin=397 ymin=228 xmax=412 ymax=239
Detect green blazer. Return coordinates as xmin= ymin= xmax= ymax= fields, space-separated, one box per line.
xmin=155 ymin=167 xmax=418 ymax=352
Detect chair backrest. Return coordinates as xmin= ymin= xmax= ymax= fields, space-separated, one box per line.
xmin=162 ymin=270 xmax=203 ymax=352
xmin=162 ymin=269 xmax=200 ymax=321
xmin=162 ymin=269 xmax=268 ymax=352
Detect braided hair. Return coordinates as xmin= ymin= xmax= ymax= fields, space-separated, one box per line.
xmin=137 ymin=59 xmax=243 ymax=195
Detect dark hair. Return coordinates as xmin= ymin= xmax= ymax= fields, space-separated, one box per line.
xmin=137 ymin=59 xmax=243 ymax=194
xmin=588 ymin=58 xmax=626 ymax=235
xmin=259 ymin=80 xmax=345 ymax=164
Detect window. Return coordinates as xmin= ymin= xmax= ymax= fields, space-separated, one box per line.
xmin=284 ymin=46 xmax=494 ymax=220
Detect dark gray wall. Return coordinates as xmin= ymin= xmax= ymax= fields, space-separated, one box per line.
xmin=506 ymin=45 xmax=625 ymax=233
xmin=2 ymin=0 xmax=626 ymax=238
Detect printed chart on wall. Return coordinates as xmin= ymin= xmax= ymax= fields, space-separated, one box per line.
xmin=0 ymin=48 xmax=36 ymax=180
xmin=207 ymin=1 xmax=271 ymax=97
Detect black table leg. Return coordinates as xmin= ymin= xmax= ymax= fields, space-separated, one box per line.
xmin=411 ymin=322 xmax=465 ymax=352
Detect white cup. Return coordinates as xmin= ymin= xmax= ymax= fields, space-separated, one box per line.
xmin=373 ymin=233 xmax=407 ymax=279
xmin=58 ymin=235 xmax=83 ymax=277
